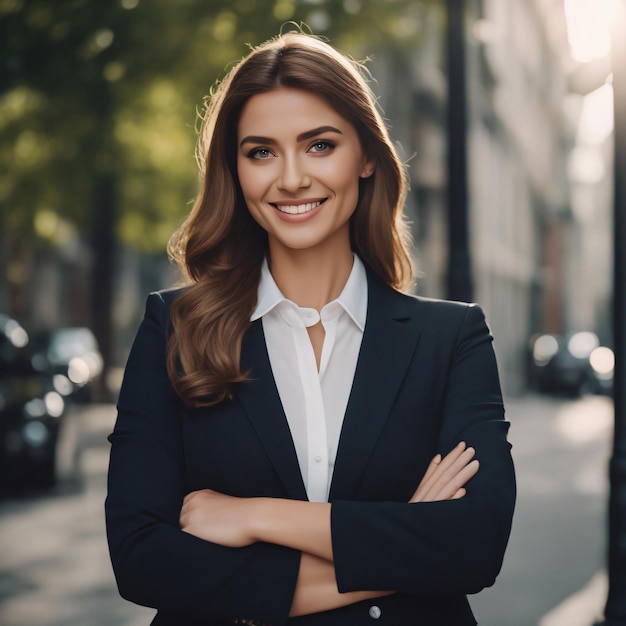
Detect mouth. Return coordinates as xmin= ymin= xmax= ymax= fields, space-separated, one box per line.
xmin=272 ymin=199 xmax=326 ymax=215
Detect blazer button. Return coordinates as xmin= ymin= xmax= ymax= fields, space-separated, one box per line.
xmin=369 ymin=605 xmax=382 ymax=619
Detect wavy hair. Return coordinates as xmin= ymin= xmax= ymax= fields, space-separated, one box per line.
xmin=167 ymin=31 xmax=413 ymax=407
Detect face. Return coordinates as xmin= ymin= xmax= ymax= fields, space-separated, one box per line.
xmin=236 ymin=88 xmax=374 ymax=257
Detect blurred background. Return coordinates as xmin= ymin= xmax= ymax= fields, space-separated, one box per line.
xmin=0 ymin=0 xmax=622 ymax=625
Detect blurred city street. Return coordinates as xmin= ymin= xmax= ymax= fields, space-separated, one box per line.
xmin=1 ymin=0 xmax=624 ymax=624
xmin=0 ymin=393 xmax=613 ymax=626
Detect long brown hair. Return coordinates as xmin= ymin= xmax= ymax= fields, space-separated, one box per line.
xmin=167 ymin=31 xmax=413 ymax=408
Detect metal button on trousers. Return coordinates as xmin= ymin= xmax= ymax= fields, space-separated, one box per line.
xmin=368 ymin=605 xmax=382 ymax=619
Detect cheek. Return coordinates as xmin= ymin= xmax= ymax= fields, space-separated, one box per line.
xmin=243 ymin=200 xmax=269 ymax=233
xmin=237 ymin=159 xmax=267 ymax=200
xmin=322 ymin=159 xmax=363 ymax=193
xmin=236 ymin=160 xmax=253 ymax=197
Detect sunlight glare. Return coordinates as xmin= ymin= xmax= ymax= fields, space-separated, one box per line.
xmin=576 ymin=83 xmax=614 ymax=145
xmin=564 ymin=0 xmax=616 ymax=62
xmin=554 ymin=395 xmax=613 ymax=445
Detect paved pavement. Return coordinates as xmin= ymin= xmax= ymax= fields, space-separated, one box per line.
xmin=0 ymin=404 xmax=154 ymax=626
xmin=0 ymin=393 xmax=615 ymax=625
xmin=470 ymin=393 xmax=613 ymax=626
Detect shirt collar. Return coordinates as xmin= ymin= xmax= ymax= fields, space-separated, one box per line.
xmin=250 ymin=255 xmax=368 ymax=331
xmin=333 ymin=255 xmax=367 ymax=331
xmin=251 ymin=259 xmax=287 ymax=321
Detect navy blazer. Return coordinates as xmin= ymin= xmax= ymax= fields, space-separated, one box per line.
xmin=106 ymin=271 xmax=515 ymax=626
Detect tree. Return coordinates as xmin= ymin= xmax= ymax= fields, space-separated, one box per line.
xmin=1 ymin=0 xmax=434 ymax=380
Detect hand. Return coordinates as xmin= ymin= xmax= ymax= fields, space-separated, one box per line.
xmin=179 ymin=489 xmax=256 ymax=547
xmin=410 ymin=441 xmax=479 ymax=503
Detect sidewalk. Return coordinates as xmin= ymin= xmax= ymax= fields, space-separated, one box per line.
xmin=516 ymin=394 xmax=611 ymax=626
xmin=470 ymin=393 xmax=613 ymax=626
xmin=539 ymin=571 xmax=607 ymax=626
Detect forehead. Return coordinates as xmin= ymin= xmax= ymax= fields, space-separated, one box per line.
xmin=237 ymin=88 xmax=354 ymax=137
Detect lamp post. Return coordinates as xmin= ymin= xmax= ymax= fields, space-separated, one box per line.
xmin=445 ymin=0 xmax=473 ymax=303
xmin=597 ymin=2 xmax=626 ymax=624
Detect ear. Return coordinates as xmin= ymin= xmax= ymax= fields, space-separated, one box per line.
xmin=360 ymin=156 xmax=376 ymax=179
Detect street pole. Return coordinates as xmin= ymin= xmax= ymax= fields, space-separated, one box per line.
xmin=597 ymin=3 xmax=626 ymax=624
xmin=445 ymin=0 xmax=473 ymax=303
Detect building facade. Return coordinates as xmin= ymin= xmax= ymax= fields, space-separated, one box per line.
xmin=369 ymin=0 xmax=611 ymax=396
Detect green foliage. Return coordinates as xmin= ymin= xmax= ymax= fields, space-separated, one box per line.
xmin=0 ymin=0 xmax=433 ymax=254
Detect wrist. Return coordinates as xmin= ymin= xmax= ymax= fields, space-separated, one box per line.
xmin=249 ymin=497 xmax=272 ymax=543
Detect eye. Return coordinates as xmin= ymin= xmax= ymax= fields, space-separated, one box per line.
xmin=248 ymin=147 xmax=274 ymax=160
xmin=308 ymin=140 xmax=335 ymax=153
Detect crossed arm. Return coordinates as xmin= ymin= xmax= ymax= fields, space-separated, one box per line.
xmin=179 ymin=442 xmax=479 ymax=616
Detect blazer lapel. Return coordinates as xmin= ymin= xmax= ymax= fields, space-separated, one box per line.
xmin=329 ymin=274 xmax=421 ymax=500
xmin=237 ymin=320 xmax=308 ymax=501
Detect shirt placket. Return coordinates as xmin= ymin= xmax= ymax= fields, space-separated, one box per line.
xmin=290 ymin=317 xmax=329 ymax=503
xmin=319 ymin=305 xmax=339 ymax=379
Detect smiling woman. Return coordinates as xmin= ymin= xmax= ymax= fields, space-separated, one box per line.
xmin=163 ymin=32 xmax=413 ymax=407
xmin=106 ymin=31 xmax=515 ymax=626
xmin=237 ymin=88 xmax=373 ymax=262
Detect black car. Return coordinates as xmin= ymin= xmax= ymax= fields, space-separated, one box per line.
xmin=529 ymin=331 xmax=614 ymax=396
xmin=0 ymin=315 xmax=70 ymax=490
xmin=31 ymin=326 xmax=103 ymax=402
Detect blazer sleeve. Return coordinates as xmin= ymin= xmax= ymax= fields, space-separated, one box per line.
xmin=105 ymin=292 xmax=301 ymax=625
xmin=330 ymin=303 xmax=516 ymax=596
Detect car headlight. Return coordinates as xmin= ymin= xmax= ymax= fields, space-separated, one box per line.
xmin=44 ymin=391 xmax=64 ymax=417
xmin=589 ymin=346 xmax=614 ymax=380
xmin=4 ymin=319 xmax=29 ymax=348
xmin=567 ymin=332 xmax=599 ymax=359
xmin=67 ymin=357 xmax=91 ymax=385
xmin=533 ymin=335 xmax=559 ymax=365
xmin=52 ymin=374 xmax=74 ymax=397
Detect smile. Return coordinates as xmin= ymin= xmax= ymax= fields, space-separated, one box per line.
xmin=273 ymin=200 xmax=325 ymax=215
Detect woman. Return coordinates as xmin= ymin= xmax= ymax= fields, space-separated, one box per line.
xmin=106 ymin=32 xmax=515 ymax=626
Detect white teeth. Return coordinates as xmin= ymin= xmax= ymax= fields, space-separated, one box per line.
xmin=275 ymin=201 xmax=322 ymax=215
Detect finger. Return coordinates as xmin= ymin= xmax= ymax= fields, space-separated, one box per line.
xmin=422 ymin=452 xmax=477 ymax=501
xmin=183 ymin=490 xmax=201 ymax=505
xmin=179 ymin=507 xmax=189 ymax=527
xmin=411 ymin=443 xmax=465 ymax=503
xmin=411 ymin=442 xmax=467 ymax=502
xmin=420 ymin=444 xmax=473 ymax=501
xmin=424 ymin=459 xmax=479 ymax=502
xmin=409 ymin=454 xmax=441 ymax=502
xmin=180 ymin=495 xmax=199 ymax=518
xmin=422 ymin=454 xmax=442 ymax=482
xmin=452 ymin=488 xmax=466 ymax=500
xmin=181 ymin=490 xmax=211 ymax=522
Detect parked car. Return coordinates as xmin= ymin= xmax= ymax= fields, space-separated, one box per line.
xmin=529 ymin=331 xmax=614 ymax=396
xmin=31 ymin=326 xmax=103 ymax=402
xmin=0 ymin=315 xmax=71 ymax=490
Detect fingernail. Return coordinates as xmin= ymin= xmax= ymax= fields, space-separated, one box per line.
xmin=434 ymin=454 xmax=441 ymax=463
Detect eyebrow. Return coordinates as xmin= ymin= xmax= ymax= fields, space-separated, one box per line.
xmin=239 ymin=125 xmax=343 ymax=147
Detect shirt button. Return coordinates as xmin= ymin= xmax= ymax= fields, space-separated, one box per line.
xmin=369 ymin=605 xmax=382 ymax=619
xmin=314 ymin=454 xmax=322 ymax=462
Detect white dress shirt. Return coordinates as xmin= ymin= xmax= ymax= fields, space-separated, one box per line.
xmin=250 ymin=255 xmax=368 ymax=502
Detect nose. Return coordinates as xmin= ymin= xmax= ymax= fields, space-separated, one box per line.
xmin=277 ymin=154 xmax=311 ymax=192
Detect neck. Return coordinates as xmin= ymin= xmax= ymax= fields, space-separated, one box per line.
xmin=268 ymin=241 xmax=354 ymax=311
